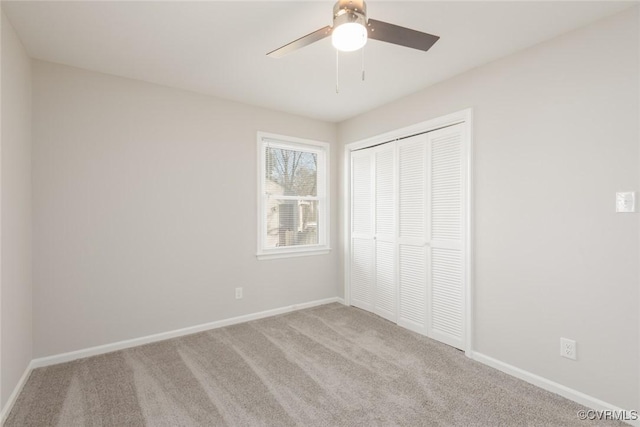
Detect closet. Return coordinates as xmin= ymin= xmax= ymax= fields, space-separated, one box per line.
xmin=349 ymin=122 xmax=468 ymax=350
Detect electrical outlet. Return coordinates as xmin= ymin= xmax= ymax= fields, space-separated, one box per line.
xmin=560 ymin=338 xmax=576 ymax=360
xmin=235 ymin=287 xmax=243 ymax=299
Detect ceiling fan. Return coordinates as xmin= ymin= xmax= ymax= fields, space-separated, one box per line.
xmin=266 ymin=0 xmax=440 ymax=58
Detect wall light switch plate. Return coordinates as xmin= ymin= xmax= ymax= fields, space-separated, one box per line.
xmin=616 ymin=191 xmax=636 ymax=213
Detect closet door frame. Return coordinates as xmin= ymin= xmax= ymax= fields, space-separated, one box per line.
xmin=343 ymin=108 xmax=473 ymax=356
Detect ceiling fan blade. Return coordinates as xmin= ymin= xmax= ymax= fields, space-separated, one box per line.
xmin=267 ymin=26 xmax=332 ymax=58
xmin=367 ymin=19 xmax=439 ymax=52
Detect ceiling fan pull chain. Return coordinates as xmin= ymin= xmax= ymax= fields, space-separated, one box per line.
xmin=362 ymin=45 xmax=365 ymax=82
xmin=336 ymin=49 xmax=340 ymax=94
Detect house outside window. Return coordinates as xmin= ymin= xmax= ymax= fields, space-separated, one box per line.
xmin=257 ymin=133 xmax=330 ymax=260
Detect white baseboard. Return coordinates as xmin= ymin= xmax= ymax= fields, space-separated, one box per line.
xmin=470 ymin=351 xmax=639 ymax=427
xmin=31 ymin=297 xmax=344 ymax=369
xmin=0 ymin=360 xmax=35 ymax=425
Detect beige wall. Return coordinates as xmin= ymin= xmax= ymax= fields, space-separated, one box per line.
xmin=339 ymin=8 xmax=639 ymax=410
xmin=1 ymin=11 xmax=32 ymax=409
xmin=32 ymin=61 xmax=339 ymax=358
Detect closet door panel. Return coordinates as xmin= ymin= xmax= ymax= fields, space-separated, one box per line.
xmin=397 ymin=135 xmax=428 ymax=332
xmin=428 ymin=124 xmax=465 ymax=350
xmin=350 ymin=151 xmax=374 ymax=311
xmin=373 ymin=146 xmax=396 ymax=321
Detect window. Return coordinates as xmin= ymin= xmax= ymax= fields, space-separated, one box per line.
xmin=257 ymin=132 xmax=330 ymax=260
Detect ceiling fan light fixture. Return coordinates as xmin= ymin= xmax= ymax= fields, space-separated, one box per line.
xmin=332 ymin=21 xmax=367 ymax=52
xmin=331 ymin=3 xmax=368 ymax=53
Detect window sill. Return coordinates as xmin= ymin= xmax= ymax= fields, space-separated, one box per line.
xmin=257 ymin=247 xmax=331 ymax=261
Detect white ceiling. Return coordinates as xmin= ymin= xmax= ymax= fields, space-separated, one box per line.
xmin=2 ymin=1 xmax=634 ymax=122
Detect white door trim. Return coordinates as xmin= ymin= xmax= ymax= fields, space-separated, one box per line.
xmin=342 ymin=108 xmax=473 ymax=355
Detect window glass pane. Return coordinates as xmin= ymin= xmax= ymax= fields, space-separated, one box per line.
xmin=265 ymin=199 xmax=319 ymax=248
xmin=265 ymin=147 xmax=317 ymax=197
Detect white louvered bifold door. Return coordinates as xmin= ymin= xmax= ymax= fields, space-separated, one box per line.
xmin=373 ymin=145 xmax=396 ymax=322
xmin=350 ymin=150 xmax=375 ymax=312
xmin=350 ymin=121 xmax=467 ymax=351
xmin=427 ymin=124 xmax=466 ymax=350
xmin=397 ymin=135 xmax=428 ymax=334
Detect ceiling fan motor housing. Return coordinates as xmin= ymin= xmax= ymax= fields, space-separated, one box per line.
xmin=333 ymin=0 xmax=367 ymax=29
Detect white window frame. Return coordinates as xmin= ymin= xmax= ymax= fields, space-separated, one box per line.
xmin=257 ymin=132 xmax=330 ymax=260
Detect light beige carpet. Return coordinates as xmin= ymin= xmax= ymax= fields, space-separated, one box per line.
xmin=6 ymin=303 xmax=623 ymax=426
